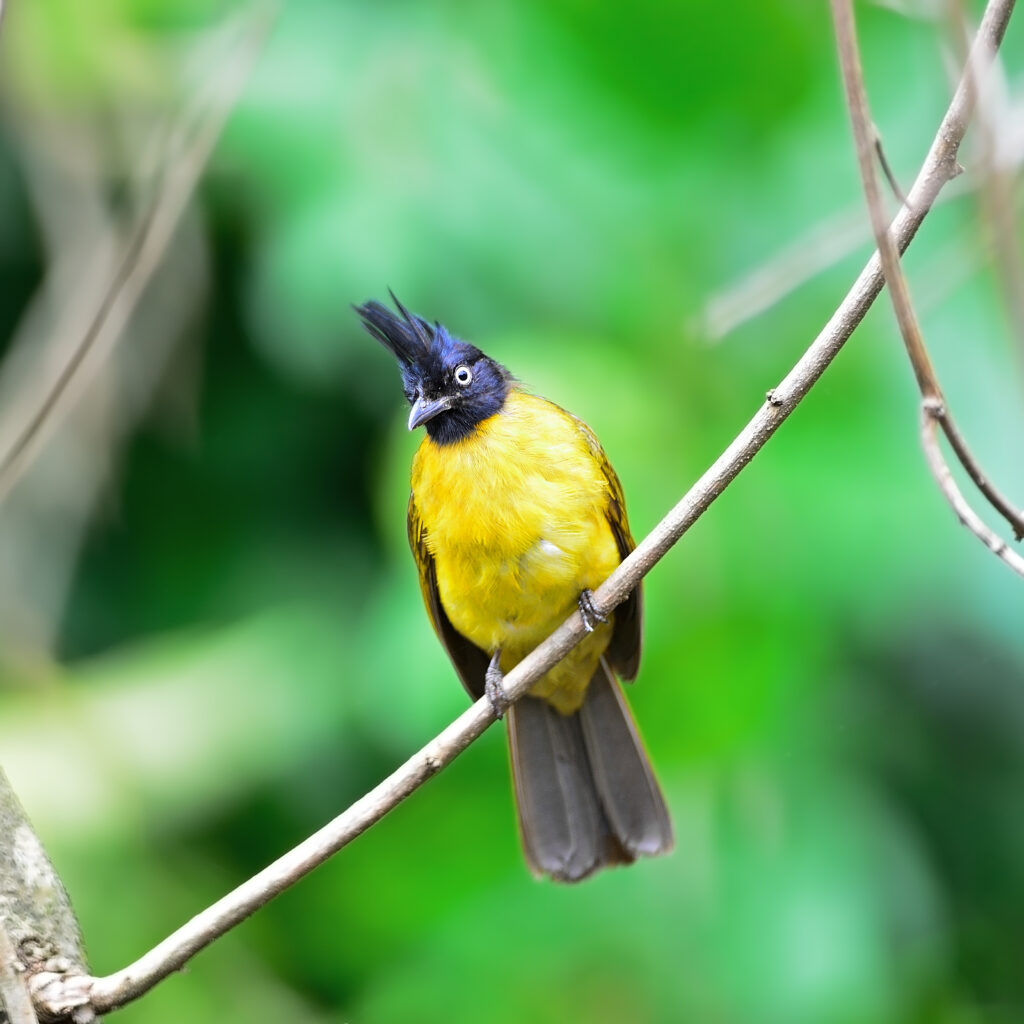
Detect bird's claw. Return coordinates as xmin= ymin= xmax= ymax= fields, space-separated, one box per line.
xmin=578 ymin=589 xmax=608 ymax=633
xmin=485 ymin=649 xmax=510 ymax=719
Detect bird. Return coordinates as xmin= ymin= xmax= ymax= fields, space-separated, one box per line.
xmin=356 ymin=294 xmax=673 ymax=882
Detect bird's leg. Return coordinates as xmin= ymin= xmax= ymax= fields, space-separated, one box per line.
xmin=485 ymin=649 xmax=510 ymax=719
xmin=578 ymin=589 xmax=608 ymax=633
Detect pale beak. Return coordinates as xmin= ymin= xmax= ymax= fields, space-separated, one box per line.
xmin=408 ymin=393 xmax=454 ymax=431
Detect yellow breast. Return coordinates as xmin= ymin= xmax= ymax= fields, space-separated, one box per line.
xmin=411 ymin=390 xmax=622 ymax=712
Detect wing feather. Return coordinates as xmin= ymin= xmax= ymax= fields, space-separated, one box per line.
xmin=572 ymin=417 xmax=643 ymax=681
xmin=408 ymin=491 xmax=491 ymax=699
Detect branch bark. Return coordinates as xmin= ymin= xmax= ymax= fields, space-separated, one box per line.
xmin=26 ymin=0 xmax=1020 ymax=1017
xmin=0 ymin=919 xmax=39 ymax=1024
xmin=831 ymin=0 xmax=1024 ymax=575
xmin=0 ymin=771 xmax=92 ymax=1024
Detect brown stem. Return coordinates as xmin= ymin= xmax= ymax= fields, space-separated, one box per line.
xmin=831 ymin=0 xmax=1024 ymax=573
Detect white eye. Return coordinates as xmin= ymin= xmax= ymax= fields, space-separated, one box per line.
xmin=453 ymin=364 xmax=473 ymax=387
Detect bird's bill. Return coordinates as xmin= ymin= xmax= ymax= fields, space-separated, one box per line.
xmin=408 ymin=393 xmax=454 ymax=430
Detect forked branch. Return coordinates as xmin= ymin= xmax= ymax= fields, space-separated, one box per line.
xmin=831 ymin=0 xmax=1024 ymax=573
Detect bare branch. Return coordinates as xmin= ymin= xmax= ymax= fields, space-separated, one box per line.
xmin=24 ymin=2 xmax=1006 ymax=1017
xmin=921 ymin=400 xmax=1024 ymax=570
xmin=874 ymin=133 xmax=912 ymax=210
xmin=831 ymin=0 xmax=1024 ymax=573
xmin=940 ymin=409 xmax=1024 ymax=540
xmin=831 ymin=0 xmax=941 ymax=395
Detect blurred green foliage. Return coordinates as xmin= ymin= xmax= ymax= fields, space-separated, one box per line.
xmin=1 ymin=1 xmax=1022 ymax=1022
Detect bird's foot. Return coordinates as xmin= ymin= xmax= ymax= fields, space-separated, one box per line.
xmin=485 ymin=649 xmax=510 ymax=719
xmin=578 ymin=589 xmax=608 ymax=633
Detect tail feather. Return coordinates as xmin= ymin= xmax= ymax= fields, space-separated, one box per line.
xmin=507 ymin=694 xmax=610 ymax=881
xmin=507 ymin=661 xmax=673 ymax=882
xmin=579 ymin=660 xmax=674 ymax=858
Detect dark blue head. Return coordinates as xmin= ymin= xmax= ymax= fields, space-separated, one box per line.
xmin=355 ymin=294 xmax=513 ymax=446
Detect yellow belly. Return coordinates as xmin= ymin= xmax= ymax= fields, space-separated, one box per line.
xmin=411 ymin=391 xmax=622 ymax=714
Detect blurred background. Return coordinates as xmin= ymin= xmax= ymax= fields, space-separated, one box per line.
xmin=0 ymin=1 xmax=1022 ymax=1021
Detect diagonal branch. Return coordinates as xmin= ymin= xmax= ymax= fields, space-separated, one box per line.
xmin=831 ymin=0 xmax=1024 ymax=574
xmin=30 ymin=0 xmax=1017 ymax=1017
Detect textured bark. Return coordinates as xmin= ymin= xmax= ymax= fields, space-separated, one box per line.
xmin=0 ymin=770 xmax=91 ymax=1023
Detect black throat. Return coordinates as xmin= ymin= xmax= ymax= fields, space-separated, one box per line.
xmin=424 ymin=391 xmax=507 ymax=446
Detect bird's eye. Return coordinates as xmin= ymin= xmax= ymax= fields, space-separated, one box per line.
xmin=453 ymin=365 xmax=473 ymax=387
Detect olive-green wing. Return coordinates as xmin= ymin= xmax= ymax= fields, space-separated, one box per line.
xmin=573 ymin=417 xmax=643 ymax=681
xmin=408 ymin=491 xmax=491 ymax=700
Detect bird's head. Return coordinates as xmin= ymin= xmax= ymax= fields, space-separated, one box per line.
xmin=355 ymin=294 xmax=513 ymax=445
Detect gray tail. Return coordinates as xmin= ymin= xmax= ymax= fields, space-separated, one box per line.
xmin=506 ymin=659 xmax=673 ymax=882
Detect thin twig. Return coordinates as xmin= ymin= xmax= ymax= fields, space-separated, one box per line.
xmin=0 ymin=2 xmax=275 ymax=507
xmin=0 ymin=919 xmax=38 ymax=1024
xmin=874 ymin=133 xmax=912 ymax=210
xmin=921 ymin=400 xmax=1024 ymax=569
xmin=940 ymin=410 xmax=1024 ymax=540
xmin=832 ymin=0 xmax=941 ymax=396
xmin=943 ymin=0 xmax=1024 ymax=538
xmin=831 ymin=0 xmax=1024 ymax=573
xmin=32 ymin=2 xmax=1008 ymax=1017
xmin=940 ymin=415 xmax=1024 ymax=545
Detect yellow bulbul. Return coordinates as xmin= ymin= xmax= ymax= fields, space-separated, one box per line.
xmin=357 ymin=295 xmax=673 ymax=882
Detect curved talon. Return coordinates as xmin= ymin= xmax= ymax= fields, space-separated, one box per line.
xmin=485 ymin=649 xmax=510 ymax=719
xmin=578 ymin=589 xmax=608 ymax=633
